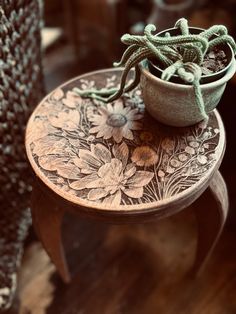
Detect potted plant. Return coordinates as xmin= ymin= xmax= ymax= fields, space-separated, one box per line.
xmin=74 ymin=18 xmax=236 ymax=127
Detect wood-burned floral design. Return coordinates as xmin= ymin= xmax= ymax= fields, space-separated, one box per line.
xmin=88 ymin=99 xmax=143 ymax=143
xmin=27 ymin=73 xmax=222 ymax=209
xmin=71 ymin=142 xmax=153 ymax=205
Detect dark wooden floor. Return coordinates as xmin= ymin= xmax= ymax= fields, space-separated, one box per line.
xmin=8 ymin=205 xmax=236 ymax=314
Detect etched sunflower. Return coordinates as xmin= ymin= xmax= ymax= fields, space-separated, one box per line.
xmin=131 ymin=146 xmax=158 ymax=167
xmin=88 ymin=100 xmax=143 ymax=143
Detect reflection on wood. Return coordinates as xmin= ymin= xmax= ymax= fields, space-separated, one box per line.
xmin=18 ymin=243 xmax=56 ymax=314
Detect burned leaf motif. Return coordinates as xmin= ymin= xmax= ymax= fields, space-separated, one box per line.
xmin=48 ymin=110 xmax=80 ymax=131
xmin=33 ymin=136 xmax=69 ymax=157
xmin=62 ymin=91 xmax=83 ymax=109
xmin=38 ymin=156 xmax=68 ymax=171
xmin=27 ymin=119 xmax=54 ymax=143
xmin=38 ymin=155 xmax=81 ymax=180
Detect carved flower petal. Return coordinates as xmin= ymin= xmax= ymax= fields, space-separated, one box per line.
xmin=102 ymin=125 xmax=114 ymax=140
xmin=128 ymin=121 xmax=142 ymax=130
xmin=73 ymin=158 xmax=93 ymax=174
xmin=27 ymin=120 xmax=51 ymax=143
xmin=38 ymin=156 xmax=68 ymax=171
xmin=113 ymin=99 xmax=124 ymax=113
xmin=69 ymin=138 xmax=81 ymax=147
xmin=88 ymin=188 xmax=109 ymax=201
xmin=126 ymin=108 xmax=139 ymax=118
xmin=102 ymin=190 xmax=122 ymax=206
xmin=107 ymin=103 xmax=114 ymax=114
xmin=68 ymin=110 xmax=80 ymax=124
xmin=112 ymin=142 xmax=129 ymax=167
xmin=90 ymin=125 xmax=113 ymax=139
xmin=97 ymin=163 xmax=112 ymax=179
xmin=126 ymin=108 xmax=143 ymax=121
xmin=67 ymin=90 xmax=81 ymax=99
xmin=62 ymin=98 xmax=77 ymax=109
xmin=56 ymin=164 xmax=81 ymax=180
xmin=33 ymin=136 xmax=68 ymax=157
xmin=89 ymin=126 xmax=102 ymax=134
xmin=98 ymin=159 xmax=122 ymax=180
xmin=85 ymin=177 xmax=107 ymax=189
xmin=48 ymin=110 xmax=80 ymax=131
xmin=92 ymin=144 xmax=112 ymax=164
xmin=52 ymin=88 xmax=64 ymax=100
xmin=111 ymin=159 xmax=123 ymax=177
xmin=69 ymin=173 xmax=99 ymax=190
xmin=124 ymin=163 xmax=136 ymax=178
xmin=95 ymin=107 xmax=108 ymax=118
xmin=78 ymin=149 xmax=102 ymax=168
xmin=123 ymin=187 xmax=143 ymax=198
xmin=112 ymin=127 xmax=123 ymax=143
xmin=88 ymin=113 xmax=107 ymax=124
xmin=122 ymin=127 xmax=134 ymax=140
xmin=127 ymin=171 xmax=154 ymax=187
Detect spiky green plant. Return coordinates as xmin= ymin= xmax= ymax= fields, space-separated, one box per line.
xmin=74 ymin=18 xmax=236 ymax=120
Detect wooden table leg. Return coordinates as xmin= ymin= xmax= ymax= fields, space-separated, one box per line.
xmin=31 ymin=187 xmax=71 ymax=283
xmin=192 ymin=170 xmax=228 ymax=274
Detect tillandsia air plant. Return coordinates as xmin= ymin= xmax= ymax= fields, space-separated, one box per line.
xmin=74 ymin=18 xmax=236 ymax=121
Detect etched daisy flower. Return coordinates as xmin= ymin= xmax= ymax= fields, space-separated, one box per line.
xmin=131 ymin=146 xmax=158 ymax=167
xmin=88 ymin=100 xmax=143 ymax=143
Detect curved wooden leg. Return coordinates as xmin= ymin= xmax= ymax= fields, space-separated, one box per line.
xmin=192 ymin=170 xmax=228 ymax=274
xmin=31 ymin=186 xmax=71 ymax=283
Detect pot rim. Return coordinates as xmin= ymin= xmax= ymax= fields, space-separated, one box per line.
xmin=148 ymin=26 xmax=235 ymax=83
xmin=140 ymin=58 xmax=236 ymax=89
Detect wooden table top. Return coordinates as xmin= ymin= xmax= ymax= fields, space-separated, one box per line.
xmin=25 ymin=68 xmax=225 ymax=213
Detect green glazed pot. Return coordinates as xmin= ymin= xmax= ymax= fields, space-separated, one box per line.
xmin=139 ymin=58 xmax=236 ymax=127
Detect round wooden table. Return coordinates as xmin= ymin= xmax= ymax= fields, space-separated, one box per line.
xmin=25 ymin=68 xmax=228 ymax=283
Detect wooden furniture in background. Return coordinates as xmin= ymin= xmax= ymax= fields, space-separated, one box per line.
xmin=25 ymin=68 xmax=228 ymax=283
xmin=63 ymin=0 xmax=128 ymax=66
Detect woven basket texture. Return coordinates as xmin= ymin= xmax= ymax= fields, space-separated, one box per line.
xmin=0 ymin=0 xmax=44 ymax=310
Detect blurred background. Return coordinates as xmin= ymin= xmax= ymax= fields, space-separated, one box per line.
xmin=43 ymin=0 xmax=236 ymax=88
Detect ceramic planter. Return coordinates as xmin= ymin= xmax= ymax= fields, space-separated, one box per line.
xmin=140 ymin=59 xmax=236 ymax=127
xmin=139 ymin=27 xmax=236 ymax=127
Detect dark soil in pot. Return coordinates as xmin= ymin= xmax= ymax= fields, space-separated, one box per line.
xmin=148 ymin=26 xmax=234 ymax=84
